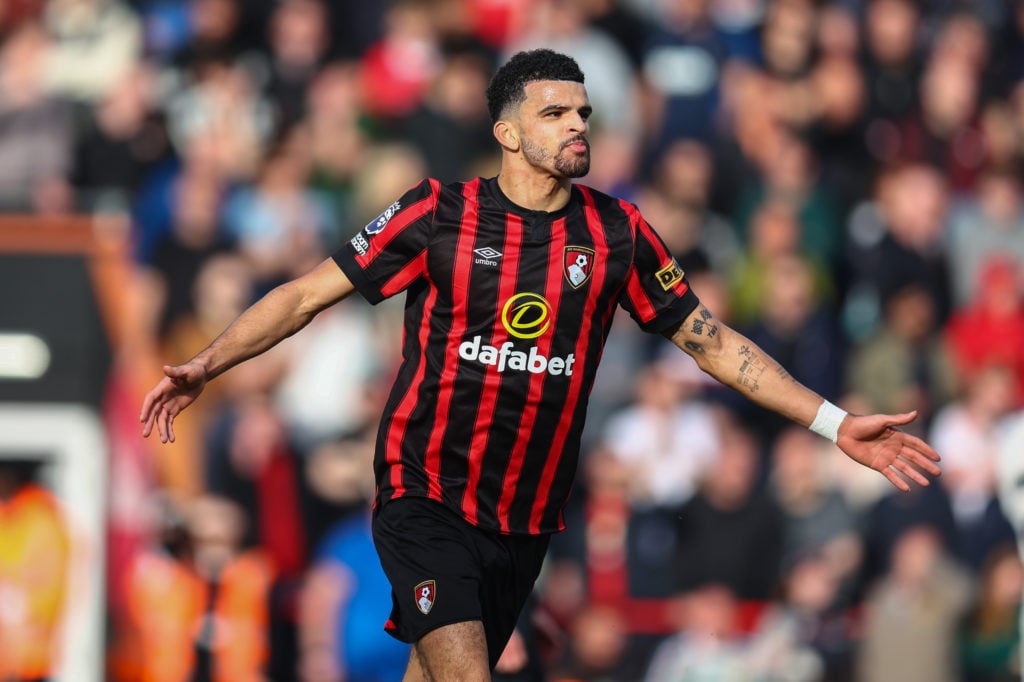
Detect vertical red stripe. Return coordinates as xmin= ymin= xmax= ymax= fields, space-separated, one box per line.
xmin=422 ymin=181 xmax=481 ymax=501
xmin=494 ymin=219 xmax=568 ymax=533
xmin=384 ymin=279 xmax=439 ymax=498
xmin=528 ymin=187 xmax=610 ymax=533
xmin=461 ymin=213 xmax=523 ymax=526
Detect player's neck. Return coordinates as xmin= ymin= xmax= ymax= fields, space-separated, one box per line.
xmin=496 ymin=166 xmax=573 ymax=213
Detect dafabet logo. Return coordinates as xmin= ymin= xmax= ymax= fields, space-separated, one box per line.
xmin=458 ymin=293 xmax=575 ymax=375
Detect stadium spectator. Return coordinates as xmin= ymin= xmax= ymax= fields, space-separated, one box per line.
xmin=768 ymin=426 xmax=863 ymax=602
xmin=634 ymin=137 xmax=740 ymax=276
xmin=599 ymin=358 xmax=722 ymax=508
xmin=946 ymin=168 xmax=1024 ymax=306
xmin=639 ymin=0 xmax=732 ymax=148
xmin=222 ymin=131 xmax=339 ymax=292
xmin=169 ymin=0 xmax=245 ymax=75
xmin=0 ymin=23 xmax=73 ymax=213
xmin=957 ymin=544 xmax=1023 ymax=681
xmin=859 ymin=0 xmax=925 ymax=159
xmin=673 ymin=420 xmax=786 ymax=601
xmin=400 ymin=44 xmax=497 ymax=183
xmin=929 ymin=363 xmax=1018 ymax=572
xmin=297 ymin=439 xmax=410 ymax=682
xmin=854 ymin=525 xmax=973 ymax=682
xmin=845 ymin=161 xmax=955 ymax=335
xmin=0 ymin=461 xmax=72 ymax=682
xmin=255 ymin=0 xmax=330 ymax=137
xmin=357 ymin=0 xmax=441 ymax=121
xmin=846 ymin=278 xmax=959 ymax=435
xmin=41 ymin=0 xmax=143 ymax=104
xmin=735 ymin=254 xmax=845 ymax=444
xmin=996 ymin=410 xmax=1024 ymax=680
xmin=144 ymin=162 xmax=235 ymax=340
xmin=945 ymin=256 xmax=1024 ymax=407
xmin=728 ymin=197 xmax=833 ymax=327
xmin=125 ymin=494 xmax=274 ymax=682
xmin=70 ymin=66 xmax=171 ymax=213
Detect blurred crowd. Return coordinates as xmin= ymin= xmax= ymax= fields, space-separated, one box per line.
xmin=1 ymin=0 xmax=1024 ymax=679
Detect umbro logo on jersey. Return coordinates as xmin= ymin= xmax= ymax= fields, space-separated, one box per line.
xmin=474 ymin=246 xmax=503 ymax=267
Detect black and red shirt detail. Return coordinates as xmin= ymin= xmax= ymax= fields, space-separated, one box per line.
xmin=333 ymin=177 xmax=699 ymax=534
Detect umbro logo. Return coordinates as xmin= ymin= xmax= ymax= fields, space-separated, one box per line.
xmin=474 ymin=247 xmax=502 ymax=267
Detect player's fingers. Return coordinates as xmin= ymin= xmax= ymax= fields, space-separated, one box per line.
xmin=902 ymin=433 xmax=941 ymax=462
xmin=903 ymin=446 xmax=942 ymax=476
xmin=881 ymin=465 xmax=910 ymax=492
xmin=892 ymin=457 xmax=930 ymax=487
xmin=166 ymin=405 xmax=178 ymax=443
xmin=158 ymin=407 xmax=171 ymax=444
xmin=140 ymin=391 xmax=155 ymax=424
xmin=884 ymin=410 xmax=918 ymax=427
xmin=141 ymin=408 xmax=156 ymax=438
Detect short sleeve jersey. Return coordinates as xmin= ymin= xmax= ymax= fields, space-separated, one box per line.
xmin=332 ymin=177 xmax=699 ymax=534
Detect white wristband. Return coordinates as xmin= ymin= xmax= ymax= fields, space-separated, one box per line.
xmin=809 ymin=400 xmax=848 ymax=443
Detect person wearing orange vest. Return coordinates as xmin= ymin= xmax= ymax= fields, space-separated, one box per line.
xmin=126 ymin=494 xmax=274 ymax=682
xmin=0 ymin=463 xmax=71 ymax=682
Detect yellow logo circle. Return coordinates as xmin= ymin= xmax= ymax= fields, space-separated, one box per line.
xmin=501 ymin=293 xmax=552 ymax=339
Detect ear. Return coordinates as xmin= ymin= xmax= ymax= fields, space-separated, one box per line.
xmin=493 ymin=120 xmax=520 ymax=152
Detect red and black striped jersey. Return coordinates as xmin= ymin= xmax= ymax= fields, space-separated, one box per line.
xmin=332 ymin=176 xmax=699 ymax=534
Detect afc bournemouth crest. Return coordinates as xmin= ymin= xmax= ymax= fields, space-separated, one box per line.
xmin=564 ymin=246 xmax=595 ymax=289
xmin=414 ymin=579 xmax=436 ymax=615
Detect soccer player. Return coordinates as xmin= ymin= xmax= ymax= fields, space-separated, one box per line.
xmin=141 ymin=49 xmax=941 ymax=681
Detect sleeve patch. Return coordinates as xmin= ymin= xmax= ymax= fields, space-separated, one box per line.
xmin=365 ymin=200 xmax=402 ymax=234
xmin=656 ymin=259 xmax=685 ymax=291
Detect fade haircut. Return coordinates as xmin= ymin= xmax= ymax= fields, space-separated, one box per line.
xmin=486 ymin=49 xmax=585 ymax=123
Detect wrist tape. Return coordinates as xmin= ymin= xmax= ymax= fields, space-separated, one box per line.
xmin=809 ymin=400 xmax=847 ymax=443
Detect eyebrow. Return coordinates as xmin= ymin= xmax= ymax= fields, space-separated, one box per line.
xmin=538 ymin=103 xmax=593 ymax=117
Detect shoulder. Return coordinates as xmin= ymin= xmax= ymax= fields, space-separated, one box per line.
xmin=573 ymin=183 xmax=641 ymax=225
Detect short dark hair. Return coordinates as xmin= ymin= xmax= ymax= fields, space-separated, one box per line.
xmin=485 ymin=49 xmax=585 ymax=122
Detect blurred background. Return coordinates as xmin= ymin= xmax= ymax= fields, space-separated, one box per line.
xmin=0 ymin=0 xmax=1022 ymax=680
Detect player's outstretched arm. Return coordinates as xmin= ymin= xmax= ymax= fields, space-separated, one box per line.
xmin=140 ymin=258 xmax=355 ymax=443
xmin=663 ymin=304 xmax=941 ymax=491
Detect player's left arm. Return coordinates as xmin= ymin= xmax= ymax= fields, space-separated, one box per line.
xmin=663 ymin=304 xmax=941 ymax=491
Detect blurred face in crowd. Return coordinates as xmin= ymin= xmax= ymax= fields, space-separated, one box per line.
xmin=865 ymin=0 xmax=919 ymax=65
xmin=503 ymin=79 xmax=592 ymax=179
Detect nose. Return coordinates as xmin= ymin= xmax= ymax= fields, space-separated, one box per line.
xmin=568 ymin=111 xmax=588 ymax=134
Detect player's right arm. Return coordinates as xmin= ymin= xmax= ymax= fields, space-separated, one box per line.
xmin=140 ymin=257 xmax=355 ymax=443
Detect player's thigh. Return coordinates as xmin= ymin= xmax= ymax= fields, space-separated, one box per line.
xmin=408 ymin=620 xmax=490 ymax=682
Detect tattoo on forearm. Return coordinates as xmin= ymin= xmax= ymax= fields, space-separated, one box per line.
xmin=684 ymin=341 xmax=705 ymax=354
xmin=690 ymin=307 xmax=719 ymax=338
xmin=737 ymin=345 xmax=767 ymax=393
xmin=776 ymin=364 xmax=794 ymax=382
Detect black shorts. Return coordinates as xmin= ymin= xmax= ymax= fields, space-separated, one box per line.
xmin=372 ymin=496 xmax=551 ymax=667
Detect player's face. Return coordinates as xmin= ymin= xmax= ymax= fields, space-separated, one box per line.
xmin=517 ymin=80 xmax=592 ymax=178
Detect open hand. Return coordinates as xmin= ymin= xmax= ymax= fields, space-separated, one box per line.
xmin=837 ymin=411 xmax=941 ymax=491
xmin=139 ymin=362 xmax=209 ymax=443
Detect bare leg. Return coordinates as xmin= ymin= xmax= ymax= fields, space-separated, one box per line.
xmin=403 ymin=646 xmax=431 ymax=682
xmin=402 ymin=620 xmax=490 ymax=682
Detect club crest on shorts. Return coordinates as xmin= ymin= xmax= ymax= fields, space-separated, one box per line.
xmin=414 ymin=579 xmax=436 ymax=615
xmin=564 ymin=246 xmax=596 ymax=289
